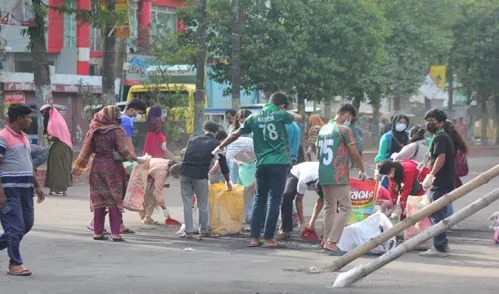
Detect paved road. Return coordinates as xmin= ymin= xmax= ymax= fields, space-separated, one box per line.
xmin=0 ymin=153 xmax=498 ymax=293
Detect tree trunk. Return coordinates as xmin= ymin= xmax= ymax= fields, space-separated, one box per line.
xmin=447 ymin=61 xmax=454 ymax=117
xmin=495 ymin=95 xmax=499 ymax=145
xmin=480 ymin=95 xmax=489 ymax=145
xmin=393 ymin=93 xmax=401 ymax=113
xmin=30 ymin=0 xmax=53 ymax=146
xmin=324 ymin=98 xmax=331 ymax=119
xmin=371 ymin=100 xmax=381 ymax=140
xmin=194 ymin=0 xmax=208 ymax=135
xmin=115 ymin=38 xmax=128 ymax=101
xmin=424 ymin=96 xmax=431 ymax=110
xmin=101 ymin=0 xmax=117 ymax=105
xmin=230 ymin=0 xmax=241 ymax=110
xmin=297 ymin=91 xmax=305 ymax=118
xmin=353 ymin=95 xmax=362 ymax=113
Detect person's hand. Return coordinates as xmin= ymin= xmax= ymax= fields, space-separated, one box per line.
xmin=136 ymin=156 xmax=147 ymax=164
xmin=359 ymin=171 xmax=368 ymax=181
xmin=299 ymin=224 xmax=307 ymax=235
xmin=212 ymin=146 xmax=222 ymax=155
xmin=226 ymin=181 xmax=232 ymax=191
xmin=163 ymin=208 xmax=170 ymax=218
xmin=423 ymin=174 xmax=435 ymax=191
xmin=36 ymin=188 xmax=45 ymax=204
xmin=0 ymin=190 xmax=6 ymax=208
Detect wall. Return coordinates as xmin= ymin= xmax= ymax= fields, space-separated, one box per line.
xmin=55 ymin=48 xmax=78 ymax=74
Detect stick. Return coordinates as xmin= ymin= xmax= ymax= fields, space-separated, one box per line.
xmin=333 ymin=187 xmax=499 ymax=288
xmin=318 ymin=164 xmax=499 ymax=273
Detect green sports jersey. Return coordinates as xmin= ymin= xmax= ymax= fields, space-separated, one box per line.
xmin=317 ymin=120 xmax=355 ymax=185
xmin=239 ymin=104 xmax=294 ymax=166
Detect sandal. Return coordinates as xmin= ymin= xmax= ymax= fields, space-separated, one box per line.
xmin=180 ymin=233 xmax=194 ymax=239
xmin=248 ymin=241 xmax=263 ymax=248
xmin=93 ymin=235 xmax=108 ymax=241
xmin=7 ymin=269 xmax=32 ymax=276
xmin=48 ymin=192 xmax=56 ymax=196
xmin=199 ymin=232 xmax=220 ymax=239
xmin=141 ymin=218 xmax=160 ymax=225
xmin=112 ymin=237 xmax=126 ymax=242
xmin=262 ymin=242 xmax=286 ymax=249
xmin=120 ymin=228 xmax=135 ymax=234
xmin=322 ymin=247 xmax=347 ymax=256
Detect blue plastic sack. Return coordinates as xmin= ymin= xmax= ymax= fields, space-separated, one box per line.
xmin=238 ymin=163 xmax=256 ymax=187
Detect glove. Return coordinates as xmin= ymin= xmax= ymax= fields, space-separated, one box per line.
xmin=390 ymin=204 xmax=402 ymax=221
xmin=160 ymin=142 xmax=167 ymax=152
xmin=136 ymin=156 xmax=147 ymax=164
xmin=212 ymin=146 xmax=222 ymax=156
xmin=359 ymin=171 xmax=368 ymax=181
xmin=163 ymin=208 xmax=170 ymax=218
xmin=422 ymin=174 xmax=435 ymax=191
xmin=374 ymin=171 xmax=382 ymax=182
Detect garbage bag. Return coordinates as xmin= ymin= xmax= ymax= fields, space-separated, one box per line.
xmin=349 ymin=179 xmax=377 ymax=224
xmin=123 ymin=158 xmax=151 ymax=211
xmin=226 ymin=137 xmax=254 ymax=161
xmin=338 ymin=211 xmax=396 ymax=255
xmin=238 ymin=162 xmax=256 ymax=187
xmin=404 ymin=195 xmax=432 ymax=249
xmin=209 ymin=184 xmax=244 ymax=235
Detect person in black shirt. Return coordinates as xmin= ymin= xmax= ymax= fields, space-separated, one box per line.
xmin=421 ymin=109 xmax=455 ymax=257
xmin=179 ymin=121 xmax=231 ymax=239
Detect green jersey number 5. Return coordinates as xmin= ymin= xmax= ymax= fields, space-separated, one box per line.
xmin=258 ymin=123 xmax=279 ymax=141
xmin=318 ymin=139 xmax=334 ymax=165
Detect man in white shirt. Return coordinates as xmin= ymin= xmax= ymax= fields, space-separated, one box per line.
xmin=277 ymin=161 xmax=323 ymax=240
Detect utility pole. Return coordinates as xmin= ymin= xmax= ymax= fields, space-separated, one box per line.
xmin=231 ymin=0 xmax=241 ymax=110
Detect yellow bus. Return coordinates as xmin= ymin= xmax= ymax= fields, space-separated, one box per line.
xmin=126 ymin=83 xmax=196 ymax=135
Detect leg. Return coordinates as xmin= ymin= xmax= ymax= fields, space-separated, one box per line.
xmin=280 ymin=174 xmax=299 ymax=233
xmin=20 ymin=193 xmax=34 ymax=235
xmin=321 ymin=185 xmax=338 ymax=246
xmin=243 ymin=184 xmax=255 ymax=223
xmin=429 ymin=190 xmax=449 ymax=252
xmin=0 ymin=194 xmax=26 ymax=266
xmin=192 ymin=178 xmax=209 ymax=234
xmin=93 ymin=208 xmax=106 ymax=236
xmin=250 ymin=166 xmax=270 ymax=242
xmin=180 ymin=175 xmax=194 ymax=234
xmin=263 ymin=164 xmax=289 ymax=241
xmin=108 ymin=207 xmax=122 ymax=238
xmin=326 ymin=185 xmax=351 ymax=247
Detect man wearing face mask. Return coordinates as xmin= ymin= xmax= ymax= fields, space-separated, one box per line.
xmin=374 ymin=114 xmax=410 ymax=163
xmin=420 ymin=108 xmax=455 ymax=257
xmin=317 ymin=103 xmax=367 ymax=256
xmin=121 ymin=99 xmax=147 ymax=155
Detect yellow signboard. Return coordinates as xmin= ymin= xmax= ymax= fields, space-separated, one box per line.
xmin=430 ymin=65 xmax=446 ymax=90
xmin=99 ymin=0 xmax=130 ymax=39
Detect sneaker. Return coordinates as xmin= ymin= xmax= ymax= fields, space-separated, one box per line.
xmin=419 ymin=248 xmax=448 ymax=257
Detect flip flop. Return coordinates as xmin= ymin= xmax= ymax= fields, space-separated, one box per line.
xmin=248 ymin=241 xmax=263 ymax=248
xmin=7 ymin=269 xmax=32 ymax=276
xmin=322 ymin=248 xmax=347 ymax=256
xmin=262 ymin=242 xmax=286 ymax=249
xmin=112 ymin=237 xmax=126 ymax=242
xmin=93 ymin=235 xmax=108 ymax=241
xmin=120 ymin=228 xmax=135 ymax=234
xmin=180 ymin=233 xmax=194 ymax=239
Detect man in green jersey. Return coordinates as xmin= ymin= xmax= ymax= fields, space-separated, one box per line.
xmin=317 ymin=103 xmax=367 ymax=255
xmin=214 ymin=92 xmax=301 ymax=248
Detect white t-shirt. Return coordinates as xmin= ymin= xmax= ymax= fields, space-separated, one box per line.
xmin=290 ymin=161 xmax=320 ymax=195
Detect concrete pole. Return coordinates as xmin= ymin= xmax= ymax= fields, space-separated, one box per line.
xmin=333 ymin=187 xmax=499 ymax=288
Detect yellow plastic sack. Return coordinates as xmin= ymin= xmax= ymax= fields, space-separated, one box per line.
xmin=209 ymin=184 xmax=244 ymax=236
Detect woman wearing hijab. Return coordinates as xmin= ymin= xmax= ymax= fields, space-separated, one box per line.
xmin=142 ymin=105 xmax=175 ymax=159
xmin=392 ymin=125 xmax=429 ymax=163
xmin=40 ymin=105 xmax=73 ymax=196
xmin=375 ymin=114 xmax=410 ymax=163
xmin=73 ymin=105 xmax=146 ymax=241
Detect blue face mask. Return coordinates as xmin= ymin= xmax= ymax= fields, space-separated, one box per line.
xmin=343 ymin=116 xmax=351 ymax=127
xmin=395 ymin=123 xmax=407 ymax=132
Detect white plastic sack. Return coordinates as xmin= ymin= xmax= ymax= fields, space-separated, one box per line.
xmin=337 ymin=211 xmax=397 ymax=255
xmin=226 ymin=137 xmax=254 ymax=161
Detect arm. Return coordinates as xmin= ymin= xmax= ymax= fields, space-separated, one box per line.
xmin=348 ymin=144 xmax=365 ymax=173
xmin=308 ymin=198 xmax=324 ymax=231
xmin=33 ymin=173 xmax=45 ymax=203
xmin=430 ymin=153 xmax=446 ymax=177
xmin=295 ymin=194 xmax=305 ymax=229
xmin=114 ymin=129 xmax=138 ymax=162
xmin=218 ymin=129 xmax=243 ymax=149
xmin=374 ymin=135 xmax=388 ymax=163
xmin=217 ymin=154 xmax=232 ymax=190
xmin=288 ymin=111 xmax=302 ymax=122
xmin=393 ymin=143 xmax=414 ymax=161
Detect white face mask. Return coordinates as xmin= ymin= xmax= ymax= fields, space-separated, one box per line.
xmin=343 ymin=115 xmax=352 ymax=127
xmin=162 ymin=110 xmax=168 ymax=119
xmin=132 ymin=114 xmax=142 ymax=122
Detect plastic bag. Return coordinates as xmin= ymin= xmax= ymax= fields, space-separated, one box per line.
xmin=490 ymin=211 xmax=499 ymax=244
xmin=209 ymin=184 xmax=244 ymax=235
xmin=238 ymin=162 xmax=256 ymax=187
xmin=338 ymin=211 xmax=396 ymax=254
xmin=226 ymin=137 xmax=254 ymax=161
xmin=404 ymin=195 xmax=432 ymax=249
xmin=123 ymin=157 xmax=151 ymax=211
xmin=349 ymin=179 xmax=377 ymax=224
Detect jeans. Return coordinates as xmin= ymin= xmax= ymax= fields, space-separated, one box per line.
xmin=180 ymin=175 xmax=209 ymax=234
xmin=0 ymin=188 xmax=34 ymax=266
xmin=250 ymin=164 xmax=288 ymax=240
xmin=429 ymin=189 xmax=450 ymax=252
xmin=280 ymin=174 xmax=299 ymax=233
xmin=31 ymin=144 xmax=49 ymax=169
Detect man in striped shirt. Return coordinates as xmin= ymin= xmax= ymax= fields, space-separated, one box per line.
xmin=0 ymin=104 xmax=45 ymax=276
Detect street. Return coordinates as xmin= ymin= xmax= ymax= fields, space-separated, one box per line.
xmin=0 ymin=152 xmax=498 ymax=294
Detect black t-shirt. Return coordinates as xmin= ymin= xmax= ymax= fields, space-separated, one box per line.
xmin=429 ymin=132 xmax=455 ymax=192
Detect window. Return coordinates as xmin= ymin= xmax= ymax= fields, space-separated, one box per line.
xmin=129 ymin=2 xmax=138 ymax=41
xmin=64 ymin=0 xmax=77 ymax=49
xmin=151 ymin=6 xmax=176 ymax=36
xmin=14 ymin=61 xmax=33 ymax=73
